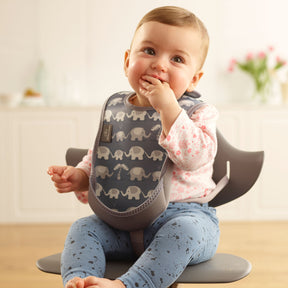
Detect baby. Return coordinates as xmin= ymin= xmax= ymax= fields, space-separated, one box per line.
xmin=48 ymin=6 xmax=219 ymax=288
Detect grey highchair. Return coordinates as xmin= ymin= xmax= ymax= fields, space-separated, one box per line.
xmin=36 ymin=130 xmax=264 ymax=286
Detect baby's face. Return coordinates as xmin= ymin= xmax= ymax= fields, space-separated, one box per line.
xmin=124 ymin=21 xmax=203 ymax=101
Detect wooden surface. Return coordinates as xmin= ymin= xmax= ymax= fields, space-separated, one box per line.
xmin=0 ymin=222 xmax=287 ymax=288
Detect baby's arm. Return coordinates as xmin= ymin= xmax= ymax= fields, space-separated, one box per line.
xmin=160 ymin=105 xmax=218 ymax=171
xmin=47 ymin=165 xmax=89 ymax=194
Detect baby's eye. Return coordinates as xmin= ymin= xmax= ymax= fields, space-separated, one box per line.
xmin=143 ymin=47 xmax=155 ymax=56
xmin=172 ymin=56 xmax=184 ymax=63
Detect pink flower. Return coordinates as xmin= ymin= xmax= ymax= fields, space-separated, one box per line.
xmin=276 ymin=56 xmax=286 ymax=66
xmin=228 ymin=58 xmax=237 ymax=72
xmin=268 ymin=45 xmax=275 ymax=52
xmin=258 ymin=51 xmax=266 ymax=59
xmin=246 ymin=52 xmax=254 ymax=61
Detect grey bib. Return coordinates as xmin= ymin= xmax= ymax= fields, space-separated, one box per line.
xmin=89 ymin=91 xmax=203 ymax=231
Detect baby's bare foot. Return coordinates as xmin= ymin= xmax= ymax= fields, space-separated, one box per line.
xmin=65 ymin=277 xmax=85 ymax=288
xmin=84 ymin=276 xmax=126 ymax=288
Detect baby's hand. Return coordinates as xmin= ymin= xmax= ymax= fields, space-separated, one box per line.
xmin=139 ymin=75 xmax=178 ymax=113
xmin=139 ymin=75 xmax=182 ymax=136
xmin=47 ymin=166 xmax=88 ymax=193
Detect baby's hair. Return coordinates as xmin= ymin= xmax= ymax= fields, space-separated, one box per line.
xmin=134 ymin=6 xmax=209 ymax=69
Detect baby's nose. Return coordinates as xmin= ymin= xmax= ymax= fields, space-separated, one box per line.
xmin=152 ymin=58 xmax=168 ymax=72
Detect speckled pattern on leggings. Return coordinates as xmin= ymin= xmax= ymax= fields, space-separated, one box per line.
xmin=61 ymin=202 xmax=219 ymax=288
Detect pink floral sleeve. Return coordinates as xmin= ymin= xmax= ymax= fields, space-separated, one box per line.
xmin=159 ymin=105 xmax=218 ymax=171
xmin=73 ymin=149 xmax=93 ymax=204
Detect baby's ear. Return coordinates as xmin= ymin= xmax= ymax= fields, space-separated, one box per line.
xmin=187 ymin=71 xmax=204 ymax=92
xmin=124 ymin=49 xmax=131 ymax=76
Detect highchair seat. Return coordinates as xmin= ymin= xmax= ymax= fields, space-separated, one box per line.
xmin=37 ymin=252 xmax=251 ymax=283
xmin=36 ymin=130 xmax=264 ymax=285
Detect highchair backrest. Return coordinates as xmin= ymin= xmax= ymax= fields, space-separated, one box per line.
xmin=66 ymin=129 xmax=264 ymax=208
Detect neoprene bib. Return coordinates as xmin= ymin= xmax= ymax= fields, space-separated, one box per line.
xmin=88 ymin=91 xmax=203 ymax=231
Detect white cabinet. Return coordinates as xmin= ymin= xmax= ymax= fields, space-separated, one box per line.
xmin=1 ymin=105 xmax=288 ymax=222
xmin=0 ymin=106 xmax=100 ymax=223
xmin=217 ymin=105 xmax=288 ymax=221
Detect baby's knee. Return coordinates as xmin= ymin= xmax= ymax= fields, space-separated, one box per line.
xmin=70 ymin=215 xmax=101 ymax=231
xmin=164 ymin=215 xmax=216 ymax=242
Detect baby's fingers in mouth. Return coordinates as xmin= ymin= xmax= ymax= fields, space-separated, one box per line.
xmin=141 ymin=74 xmax=164 ymax=84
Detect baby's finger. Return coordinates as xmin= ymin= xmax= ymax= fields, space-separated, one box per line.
xmin=50 ymin=173 xmax=64 ymax=183
xmin=62 ymin=166 xmax=75 ymax=180
xmin=84 ymin=276 xmax=100 ymax=286
xmin=141 ymin=75 xmax=159 ymax=84
xmin=55 ymin=185 xmax=73 ymax=193
xmin=54 ymin=181 xmax=71 ymax=189
xmin=47 ymin=166 xmax=54 ymax=176
xmin=65 ymin=281 xmax=77 ymax=288
xmin=47 ymin=166 xmax=67 ymax=176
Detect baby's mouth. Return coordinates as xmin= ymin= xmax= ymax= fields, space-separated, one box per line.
xmin=141 ymin=74 xmax=167 ymax=85
xmin=151 ymin=74 xmax=165 ymax=83
xmin=144 ymin=74 xmax=167 ymax=85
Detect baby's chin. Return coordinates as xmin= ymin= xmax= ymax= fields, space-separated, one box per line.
xmin=131 ymin=93 xmax=152 ymax=107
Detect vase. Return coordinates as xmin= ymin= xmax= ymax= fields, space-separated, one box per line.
xmin=253 ymin=77 xmax=282 ymax=105
xmin=252 ymin=85 xmax=270 ymax=104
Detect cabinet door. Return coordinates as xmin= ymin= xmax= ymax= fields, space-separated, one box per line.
xmin=1 ymin=108 xmax=102 ymax=223
xmin=216 ymin=109 xmax=252 ymax=220
xmin=217 ymin=107 xmax=288 ymax=221
xmin=249 ymin=110 xmax=288 ymax=220
xmin=9 ymin=112 xmax=78 ymax=222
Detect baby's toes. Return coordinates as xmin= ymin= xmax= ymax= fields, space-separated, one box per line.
xmin=65 ymin=277 xmax=84 ymax=288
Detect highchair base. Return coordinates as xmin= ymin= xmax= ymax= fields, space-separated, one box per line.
xmin=36 ymin=252 xmax=251 ymax=283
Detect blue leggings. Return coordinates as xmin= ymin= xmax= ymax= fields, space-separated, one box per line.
xmin=61 ymin=202 xmax=219 ymax=288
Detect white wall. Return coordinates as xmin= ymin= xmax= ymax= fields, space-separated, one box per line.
xmin=1 ymin=0 xmax=288 ymax=106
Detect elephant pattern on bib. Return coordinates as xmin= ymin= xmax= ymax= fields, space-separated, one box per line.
xmin=91 ymin=92 xmax=200 ymax=212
